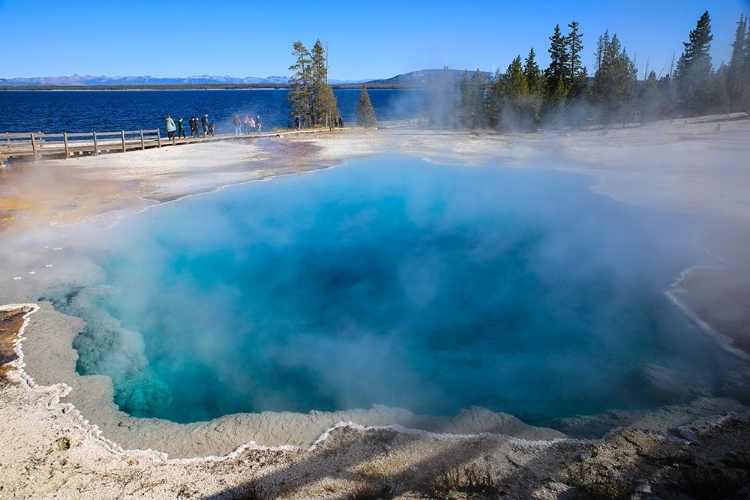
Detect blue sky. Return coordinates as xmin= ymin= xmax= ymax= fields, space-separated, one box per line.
xmin=1 ymin=0 xmax=748 ymax=81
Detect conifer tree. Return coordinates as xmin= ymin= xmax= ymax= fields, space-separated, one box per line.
xmin=544 ymin=25 xmax=571 ymax=120
xmin=727 ymin=14 xmax=750 ymax=111
xmin=289 ymin=40 xmax=340 ymax=128
xmin=485 ymin=69 xmax=504 ymax=129
xmin=318 ymin=84 xmax=339 ymax=130
xmin=356 ymin=85 xmax=377 ymax=127
xmin=288 ymin=41 xmax=312 ymax=124
xmin=459 ymin=70 xmax=472 ymax=128
xmin=592 ymin=32 xmax=637 ymax=122
xmin=674 ymin=11 xmax=715 ymax=115
xmin=469 ymin=69 xmax=486 ymax=129
xmin=523 ymin=48 xmax=544 ymax=126
xmin=545 ymin=25 xmax=570 ymax=95
xmin=500 ymin=56 xmax=538 ymax=130
xmin=566 ymin=21 xmax=588 ymax=99
xmin=523 ymin=48 xmax=544 ymax=93
xmin=637 ymin=70 xmax=662 ymax=122
xmin=426 ymin=67 xmax=459 ymax=128
xmin=310 ymin=40 xmax=333 ymax=127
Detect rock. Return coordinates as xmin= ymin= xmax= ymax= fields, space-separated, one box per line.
xmin=635 ymin=483 xmax=652 ymax=494
xmin=632 ymin=364 xmax=691 ymax=404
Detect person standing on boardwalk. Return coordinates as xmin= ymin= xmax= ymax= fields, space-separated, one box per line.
xmin=164 ymin=114 xmax=176 ymax=143
xmin=233 ymin=114 xmax=242 ymax=135
xmin=201 ymin=114 xmax=209 ymax=137
xmin=256 ymin=116 xmax=262 ymax=133
xmin=190 ymin=116 xmax=198 ymax=137
xmin=244 ymin=114 xmax=252 ymax=134
xmin=177 ymin=117 xmax=186 ymax=139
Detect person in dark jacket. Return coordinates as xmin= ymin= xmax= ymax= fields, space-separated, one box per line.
xmin=177 ymin=117 xmax=186 ymax=138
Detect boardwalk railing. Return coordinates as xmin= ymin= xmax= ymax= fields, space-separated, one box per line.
xmin=0 ymin=129 xmax=162 ymax=163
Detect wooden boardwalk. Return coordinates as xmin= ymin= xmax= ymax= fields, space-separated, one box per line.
xmin=0 ymin=119 xmax=423 ymax=166
xmin=0 ymin=127 xmax=333 ymax=166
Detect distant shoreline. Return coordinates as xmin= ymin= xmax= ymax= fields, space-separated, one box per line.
xmin=0 ymin=83 xmax=419 ymax=91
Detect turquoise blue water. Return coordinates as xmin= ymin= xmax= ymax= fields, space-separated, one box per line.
xmin=51 ymin=156 xmax=745 ymax=425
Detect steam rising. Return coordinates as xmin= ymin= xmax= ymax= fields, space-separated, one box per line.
xmin=43 ymin=156 xmax=747 ymax=425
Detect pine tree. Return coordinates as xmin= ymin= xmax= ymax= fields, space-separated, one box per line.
xmin=426 ymin=67 xmax=459 ymax=128
xmin=638 ymin=70 xmax=662 ymax=122
xmin=592 ymin=32 xmax=637 ymax=122
xmin=459 ymin=70 xmax=472 ymax=128
xmin=310 ymin=40 xmax=329 ymax=127
xmin=500 ymin=56 xmax=538 ymax=130
xmin=523 ymin=48 xmax=544 ymax=127
xmin=566 ymin=21 xmax=588 ymax=99
xmin=318 ymin=84 xmax=339 ymax=130
xmin=485 ymin=69 xmax=504 ymax=129
xmin=728 ymin=15 xmax=750 ymax=111
xmin=544 ymin=25 xmax=571 ymax=121
xmin=356 ymin=85 xmax=377 ymax=127
xmin=288 ymin=41 xmax=312 ymax=124
xmin=469 ymin=69 xmax=486 ymax=129
xmin=289 ymin=40 xmax=339 ymax=128
xmin=674 ymin=11 xmax=715 ymax=115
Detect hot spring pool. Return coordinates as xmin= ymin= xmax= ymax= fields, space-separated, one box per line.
xmin=44 ymin=155 xmax=746 ymax=427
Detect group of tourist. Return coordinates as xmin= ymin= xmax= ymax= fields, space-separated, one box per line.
xmin=163 ymin=113 xmax=222 ymax=141
xmin=233 ymin=114 xmax=262 ymax=135
xmin=165 ymin=113 xmax=262 ymax=140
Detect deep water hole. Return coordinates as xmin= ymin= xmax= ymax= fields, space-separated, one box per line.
xmin=45 ymin=156 xmax=747 ymax=426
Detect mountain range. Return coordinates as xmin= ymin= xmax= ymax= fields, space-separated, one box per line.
xmin=0 ymin=69 xmax=491 ymax=88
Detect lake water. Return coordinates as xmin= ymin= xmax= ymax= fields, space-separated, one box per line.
xmin=40 ymin=156 xmax=747 ymax=426
xmin=0 ymin=88 xmax=426 ymax=134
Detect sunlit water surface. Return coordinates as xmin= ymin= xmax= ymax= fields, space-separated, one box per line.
xmin=46 ymin=156 xmax=746 ymax=426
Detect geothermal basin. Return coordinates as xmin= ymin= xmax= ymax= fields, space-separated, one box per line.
xmin=29 ymin=154 xmax=748 ymax=457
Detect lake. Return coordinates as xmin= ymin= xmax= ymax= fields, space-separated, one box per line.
xmin=0 ymin=88 xmax=426 ymax=134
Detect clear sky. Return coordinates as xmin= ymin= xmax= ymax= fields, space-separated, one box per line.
xmin=1 ymin=0 xmax=748 ymax=81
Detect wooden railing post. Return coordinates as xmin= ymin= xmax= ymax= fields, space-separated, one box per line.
xmin=30 ymin=133 xmax=38 ymax=160
xmin=140 ymin=130 xmax=145 ymax=150
xmin=157 ymin=130 xmax=161 ymax=148
xmin=63 ymin=132 xmax=70 ymax=159
xmin=121 ymin=131 xmax=126 ymax=152
xmin=93 ymin=132 xmax=98 ymax=156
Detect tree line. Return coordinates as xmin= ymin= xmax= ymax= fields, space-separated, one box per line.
xmin=425 ymin=11 xmax=750 ymax=131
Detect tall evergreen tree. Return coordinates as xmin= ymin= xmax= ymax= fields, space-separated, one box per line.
xmin=318 ymin=84 xmax=339 ymax=130
xmin=637 ymin=70 xmax=662 ymax=122
xmin=674 ymin=11 xmax=715 ymax=115
xmin=592 ymin=32 xmax=638 ymax=122
xmin=288 ymin=40 xmax=339 ymax=128
xmin=544 ymin=24 xmax=571 ymax=120
xmin=469 ymin=69 xmax=486 ymax=129
xmin=727 ymin=14 xmax=750 ymax=111
xmin=288 ymin=41 xmax=312 ymax=124
xmin=523 ymin=48 xmax=544 ymax=126
xmin=500 ymin=56 xmax=538 ymax=130
xmin=459 ymin=70 xmax=472 ymax=128
xmin=523 ymin=47 xmax=544 ymax=93
xmin=426 ymin=67 xmax=460 ymax=128
xmin=356 ymin=85 xmax=377 ymax=127
xmin=566 ymin=21 xmax=588 ymax=99
xmin=485 ymin=69 xmax=504 ymax=129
